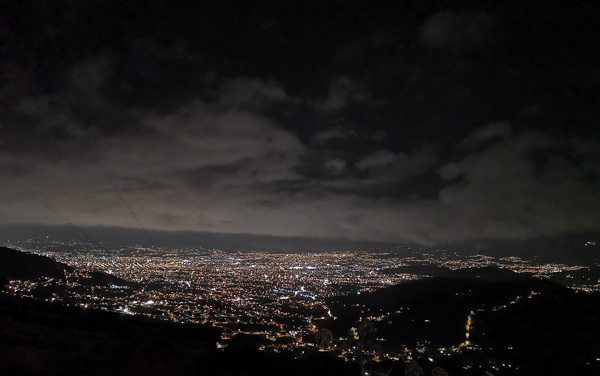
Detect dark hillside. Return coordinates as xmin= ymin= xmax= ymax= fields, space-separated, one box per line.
xmin=0 ymin=246 xmax=134 ymax=288
xmin=0 ymin=293 xmax=218 ymax=376
xmin=0 ymin=293 xmax=358 ymax=376
xmin=324 ymin=268 xmax=600 ymax=375
xmin=327 ymin=268 xmax=563 ymax=347
xmin=0 ymin=246 xmax=70 ymax=280
xmin=470 ymin=290 xmax=600 ymax=376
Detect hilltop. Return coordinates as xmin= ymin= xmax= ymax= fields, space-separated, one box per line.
xmin=0 ymin=246 xmax=133 ymax=287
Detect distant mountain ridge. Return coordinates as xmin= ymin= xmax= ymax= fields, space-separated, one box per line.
xmin=2 ymin=224 xmax=599 ymax=259
xmin=0 ymin=223 xmax=395 ymax=252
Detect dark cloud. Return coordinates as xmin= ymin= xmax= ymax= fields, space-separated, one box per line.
xmin=316 ymin=76 xmax=368 ymax=112
xmin=311 ymin=127 xmax=357 ymax=145
xmin=0 ymin=54 xmax=126 ymax=161
xmin=356 ymin=150 xmax=397 ymax=170
xmin=217 ymin=78 xmax=290 ymax=108
xmin=436 ymin=126 xmax=600 ymax=241
xmin=420 ymin=11 xmax=497 ymax=51
xmin=459 ymin=122 xmax=511 ymax=148
xmin=1 ymin=1 xmax=599 ymax=245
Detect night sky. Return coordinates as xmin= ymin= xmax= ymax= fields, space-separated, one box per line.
xmin=1 ymin=0 xmax=599 ymax=245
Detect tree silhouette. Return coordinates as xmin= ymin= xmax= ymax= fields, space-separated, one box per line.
xmin=431 ymin=367 xmax=449 ymax=376
xmin=404 ymin=360 xmax=424 ymax=376
xmin=314 ymin=328 xmax=334 ymax=350
xmin=348 ymin=319 xmax=392 ymax=376
xmin=357 ymin=320 xmax=377 ymax=342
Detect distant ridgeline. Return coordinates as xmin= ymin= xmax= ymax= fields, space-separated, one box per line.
xmin=0 ymin=223 xmax=395 ymax=252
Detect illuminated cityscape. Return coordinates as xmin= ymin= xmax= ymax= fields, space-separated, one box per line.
xmin=3 ymin=235 xmax=599 ymax=365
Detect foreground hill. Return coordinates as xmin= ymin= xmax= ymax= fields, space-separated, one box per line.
xmin=471 ymin=288 xmax=600 ymax=375
xmin=0 ymin=293 xmax=359 ymax=376
xmin=325 ymin=267 xmax=600 ymax=375
xmin=0 ymin=293 xmax=221 ymax=376
xmin=328 ymin=267 xmax=560 ymax=346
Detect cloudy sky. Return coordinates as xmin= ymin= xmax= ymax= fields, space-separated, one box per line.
xmin=1 ymin=0 xmax=599 ymax=245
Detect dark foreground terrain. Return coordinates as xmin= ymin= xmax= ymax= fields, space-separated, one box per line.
xmin=0 ymin=293 xmax=218 ymax=376
xmin=326 ymin=268 xmax=600 ymax=376
xmin=0 ymin=293 xmax=360 ymax=376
